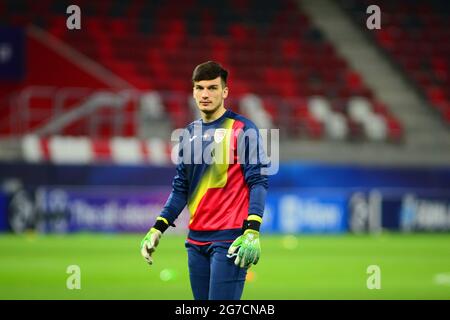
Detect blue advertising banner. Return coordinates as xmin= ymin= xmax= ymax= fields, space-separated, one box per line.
xmin=2 ymin=162 xmax=450 ymax=234
xmin=33 ymin=187 xmax=190 ymax=234
xmin=347 ymin=188 xmax=450 ymax=232
xmin=262 ymin=190 xmax=348 ymax=234
xmin=4 ymin=185 xmax=450 ymax=234
xmin=270 ymin=162 xmax=450 ymax=190
xmin=399 ymin=193 xmax=450 ymax=232
xmin=1 ymin=162 xmax=450 ymax=190
xmin=264 ymin=188 xmax=450 ymax=234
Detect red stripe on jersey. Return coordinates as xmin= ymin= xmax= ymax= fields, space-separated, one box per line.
xmin=186 ymin=238 xmax=234 ymax=246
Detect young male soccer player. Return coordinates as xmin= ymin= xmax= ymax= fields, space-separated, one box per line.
xmin=140 ymin=61 xmax=268 ymax=300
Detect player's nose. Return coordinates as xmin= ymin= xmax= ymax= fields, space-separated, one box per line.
xmin=201 ymin=89 xmax=210 ymax=98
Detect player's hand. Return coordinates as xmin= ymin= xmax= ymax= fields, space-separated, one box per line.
xmin=140 ymin=227 xmax=162 ymax=265
xmin=227 ymin=229 xmax=261 ymax=268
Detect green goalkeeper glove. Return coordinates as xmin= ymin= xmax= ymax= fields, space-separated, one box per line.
xmin=140 ymin=217 xmax=172 ymax=265
xmin=227 ymin=215 xmax=262 ymax=268
xmin=140 ymin=227 xmax=162 ymax=265
xmin=228 ymin=229 xmax=260 ymax=268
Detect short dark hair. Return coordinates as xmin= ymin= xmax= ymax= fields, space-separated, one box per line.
xmin=192 ymin=61 xmax=228 ymax=87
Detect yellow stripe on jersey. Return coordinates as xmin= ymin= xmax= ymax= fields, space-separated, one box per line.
xmin=187 ymin=118 xmax=235 ymax=223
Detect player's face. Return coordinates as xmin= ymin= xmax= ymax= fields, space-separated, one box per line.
xmin=193 ymin=77 xmax=228 ymax=115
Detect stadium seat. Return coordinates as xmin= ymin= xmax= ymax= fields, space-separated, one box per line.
xmin=348 ymin=96 xmax=373 ymax=123
xmin=239 ymin=94 xmax=274 ymax=129
xmin=325 ymin=112 xmax=348 ymax=140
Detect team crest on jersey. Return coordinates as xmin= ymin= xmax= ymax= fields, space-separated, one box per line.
xmin=214 ymin=128 xmax=227 ymax=143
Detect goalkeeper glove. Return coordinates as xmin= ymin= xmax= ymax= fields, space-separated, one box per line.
xmin=227 ymin=215 xmax=262 ymax=268
xmin=140 ymin=217 xmax=171 ymax=265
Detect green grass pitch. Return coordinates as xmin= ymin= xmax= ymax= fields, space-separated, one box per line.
xmin=0 ymin=232 xmax=449 ymax=299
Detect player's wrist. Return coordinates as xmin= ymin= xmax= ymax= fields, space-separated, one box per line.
xmin=243 ymin=229 xmax=259 ymax=236
xmin=149 ymin=227 xmax=162 ymax=234
xmin=152 ymin=216 xmax=171 ymax=233
xmin=242 ymin=214 xmax=262 ymax=233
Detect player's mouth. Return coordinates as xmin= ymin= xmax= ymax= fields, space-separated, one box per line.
xmin=200 ymin=101 xmax=212 ymax=106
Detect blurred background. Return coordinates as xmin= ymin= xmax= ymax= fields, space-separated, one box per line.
xmin=0 ymin=0 xmax=449 ymax=299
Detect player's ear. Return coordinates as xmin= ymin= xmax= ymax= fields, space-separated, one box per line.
xmin=223 ymin=86 xmax=229 ymax=99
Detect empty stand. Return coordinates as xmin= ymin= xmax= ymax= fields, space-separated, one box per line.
xmin=0 ymin=0 xmax=404 ymax=144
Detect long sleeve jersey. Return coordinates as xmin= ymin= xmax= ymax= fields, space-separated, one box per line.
xmin=160 ymin=109 xmax=269 ymax=244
